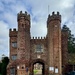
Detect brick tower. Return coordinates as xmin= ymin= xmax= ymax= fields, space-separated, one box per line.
xmin=17 ymin=11 xmax=30 ymax=60
xmin=47 ymin=12 xmax=62 ymax=75
xmin=7 ymin=11 xmax=69 ymax=75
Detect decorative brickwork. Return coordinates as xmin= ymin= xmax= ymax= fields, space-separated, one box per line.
xmin=7 ymin=11 xmax=68 ymax=75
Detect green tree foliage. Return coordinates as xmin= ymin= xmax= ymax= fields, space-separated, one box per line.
xmin=68 ymin=33 xmax=75 ymax=53
xmin=62 ymin=25 xmax=75 ymax=53
xmin=62 ymin=25 xmax=75 ymax=71
xmin=68 ymin=54 xmax=75 ymax=71
xmin=0 ymin=57 xmax=9 ymax=75
xmin=2 ymin=57 xmax=9 ymax=64
xmin=0 ymin=63 xmax=2 ymax=74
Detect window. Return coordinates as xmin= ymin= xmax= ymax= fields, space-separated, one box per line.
xmin=35 ymin=45 xmax=43 ymax=53
xmin=22 ymin=66 xmax=24 ymax=69
xmin=10 ymin=68 xmax=15 ymax=75
xmin=12 ymin=42 xmax=17 ymax=48
xmin=11 ymin=55 xmax=17 ymax=60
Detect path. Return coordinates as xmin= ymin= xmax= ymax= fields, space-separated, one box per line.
xmin=34 ymin=70 xmax=42 ymax=75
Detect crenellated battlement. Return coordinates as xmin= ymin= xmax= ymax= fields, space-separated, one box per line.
xmin=30 ymin=37 xmax=47 ymax=43
xmin=31 ymin=37 xmax=46 ymax=41
xmin=17 ymin=11 xmax=30 ymax=21
xmin=9 ymin=28 xmax=17 ymax=37
xmin=47 ymin=11 xmax=61 ymax=24
xmin=9 ymin=28 xmax=17 ymax=32
xmin=31 ymin=37 xmax=46 ymax=40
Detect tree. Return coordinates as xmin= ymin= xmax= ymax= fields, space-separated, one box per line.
xmin=68 ymin=54 xmax=75 ymax=71
xmin=62 ymin=25 xmax=75 ymax=53
xmin=2 ymin=57 xmax=9 ymax=64
xmin=0 ymin=62 xmax=2 ymax=74
xmin=1 ymin=57 xmax=9 ymax=75
xmin=63 ymin=25 xmax=75 ymax=71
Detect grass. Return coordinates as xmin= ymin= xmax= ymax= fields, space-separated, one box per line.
xmin=34 ymin=70 xmax=38 ymax=74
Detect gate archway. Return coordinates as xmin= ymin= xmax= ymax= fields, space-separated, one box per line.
xmin=30 ymin=59 xmax=45 ymax=75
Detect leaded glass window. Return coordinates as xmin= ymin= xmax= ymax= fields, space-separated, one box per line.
xmin=35 ymin=45 xmax=43 ymax=53
xmin=10 ymin=68 xmax=15 ymax=75
xmin=11 ymin=55 xmax=17 ymax=60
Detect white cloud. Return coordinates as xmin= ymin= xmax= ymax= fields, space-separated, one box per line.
xmin=0 ymin=21 xmax=9 ymax=58
xmin=10 ymin=2 xmax=27 ymax=14
xmin=31 ymin=20 xmax=47 ymax=37
xmin=0 ymin=21 xmax=9 ymax=37
xmin=1 ymin=0 xmax=16 ymax=4
xmin=0 ymin=0 xmax=75 ymax=58
xmin=3 ymin=12 xmax=17 ymax=28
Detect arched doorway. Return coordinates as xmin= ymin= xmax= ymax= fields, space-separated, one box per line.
xmin=31 ymin=59 xmax=45 ymax=75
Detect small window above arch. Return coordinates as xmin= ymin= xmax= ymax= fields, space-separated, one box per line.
xmin=35 ymin=44 xmax=43 ymax=53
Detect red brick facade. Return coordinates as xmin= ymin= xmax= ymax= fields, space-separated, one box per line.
xmin=7 ymin=11 xmax=68 ymax=75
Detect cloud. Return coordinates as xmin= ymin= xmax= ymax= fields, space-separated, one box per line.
xmin=29 ymin=0 xmax=75 ymax=38
xmin=31 ymin=20 xmax=47 ymax=37
xmin=0 ymin=0 xmax=75 ymax=58
xmin=0 ymin=21 xmax=9 ymax=58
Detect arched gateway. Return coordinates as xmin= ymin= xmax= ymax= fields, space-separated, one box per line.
xmin=7 ymin=11 xmax=68 ymax=75
xmin=30 ymin=59 xmax=46 ymax=75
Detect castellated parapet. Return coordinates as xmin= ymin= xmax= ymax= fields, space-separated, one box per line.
xmin=7 ymin=11 xmax=68 ymax=75
xmin=31 ymin=37 xmax=46 ymax=39
xmin=31 ymin=37 xmax=46 ymax=43
xmin=17 ymin=11 xmax=30 ymax=22
xmin=9 ymin=28 xmax=17 ymax=37
xmin=47 ymin=11 xmax=61 ymax=25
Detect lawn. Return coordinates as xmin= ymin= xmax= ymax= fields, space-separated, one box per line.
xmin=34 ymin=70 xmax=38 ymax=74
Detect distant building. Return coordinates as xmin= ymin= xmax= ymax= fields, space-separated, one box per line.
xmin=7 ymin=11 xmax=68 ymax=75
